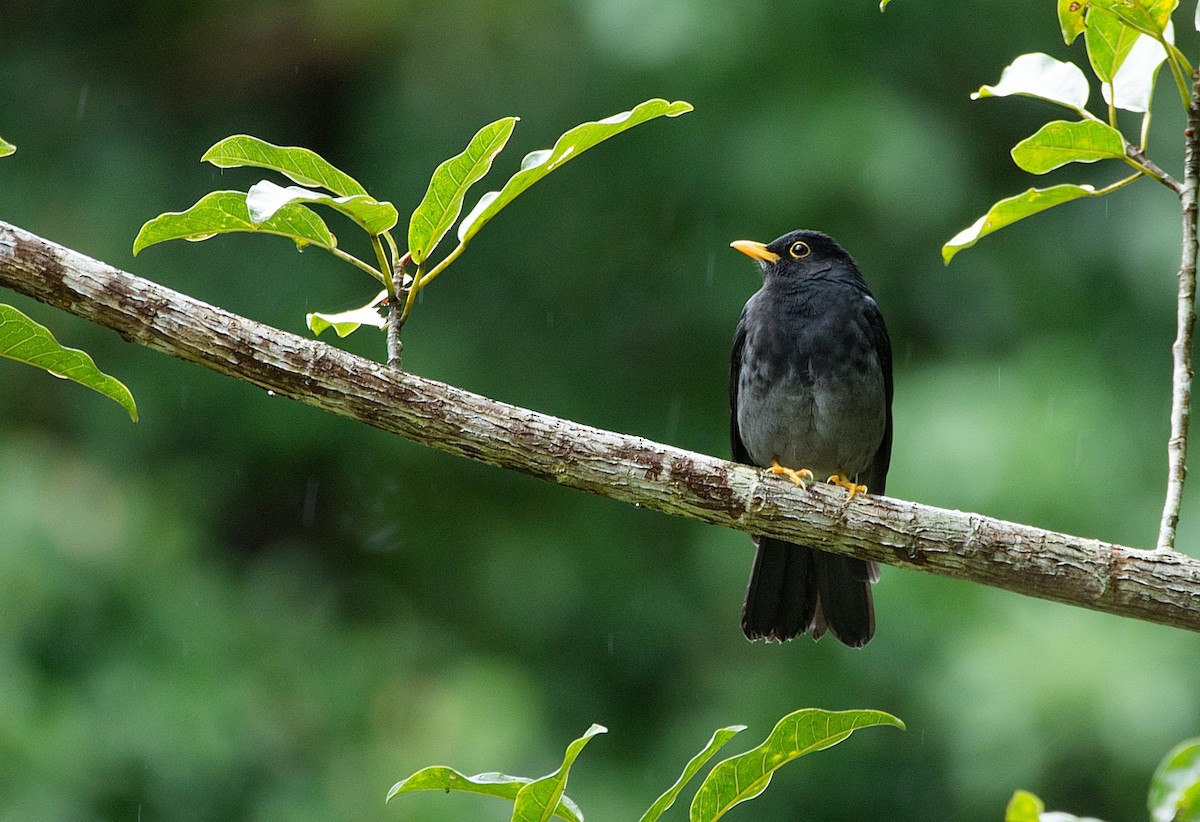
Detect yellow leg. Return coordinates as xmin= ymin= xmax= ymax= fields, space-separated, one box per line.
xmin=827 ymin=473 xmax=868 ymax=501
xmin=770 ymin=460 xmax=814 ymax=490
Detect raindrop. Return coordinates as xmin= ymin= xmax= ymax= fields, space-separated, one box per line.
xmin=302 ymin=477 xmax=319 ymax=527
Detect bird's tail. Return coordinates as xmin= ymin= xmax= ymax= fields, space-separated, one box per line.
xmin=741 ymin=537 xmax=877 ymax=647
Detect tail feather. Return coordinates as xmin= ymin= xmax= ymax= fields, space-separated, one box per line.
xmin=812 ymin=551 xmax=876 ymax=648
xmin=741 ymin=537 xmax=876 ymax=647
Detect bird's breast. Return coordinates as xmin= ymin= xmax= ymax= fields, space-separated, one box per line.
xmin=735 ymin=286 xmax=886 ymax=479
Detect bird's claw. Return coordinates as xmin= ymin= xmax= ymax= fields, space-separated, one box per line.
xmin=827 ymin=473 xmax=868 ymax=501
xmin=769 ymin=460 xmax=814 ymax=490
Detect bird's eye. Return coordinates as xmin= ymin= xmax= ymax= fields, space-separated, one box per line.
xmin=789 ymin=241 xmax=811 ymax=259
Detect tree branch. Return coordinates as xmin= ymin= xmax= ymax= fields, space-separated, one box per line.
xmin=2 ymin=219 xmax=1199 ymax=633
xmin=1159 ymin=71 xmax=1200 ymax=552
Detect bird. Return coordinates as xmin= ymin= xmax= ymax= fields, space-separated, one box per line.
xmin=729 ymin=229 xmax=893 ymax=648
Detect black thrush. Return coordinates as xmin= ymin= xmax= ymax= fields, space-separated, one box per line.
xmin=729 ymin=229 xmax=893 ymax=648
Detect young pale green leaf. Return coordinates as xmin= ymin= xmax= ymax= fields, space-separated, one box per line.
xmin=457 ymin=99 xmax=692 ymax=246
xmin=638 ymin=726 xmax=746 ymax=822
xmin=202 ymin=134 xmax=368 ymax=197
xmin=385 ymin=766 xmax=583 ymax=822
xmin=306 ymin=290 xmax=388 ymax=338
xmin=1011 ymin=120 xmax=1126 ymax=174
xmin=1103 ymin=23 xmax=1169 ymax=111
xmin=0 ymin=304 xmax=137 ymax=421
xmin=1058 ymin=0 xmax=1089 ymax=43
xmin=512 ymin=724 xmax=607 ymax=822
xmin=1090 ymin=0 xmax=1178 ymax=40
xmin=246 ymin=180 xmax=398 ymax=236
xmin=879 ymin=0 xmax=894 ymax=8
xmin=409 ymin=117 xmax=518 ymax=266
xmin=133 ymin=190 xmax=337 ymax=255
xmin=1006 ymin=790 xmax=1105 ymax=822
xmin=971 ymin=52 xmax=1090 ymax=113
xmin=0 ymin=136 xmax=14 ymax=157
xmin=1196 ymin=0 xmax=1199 ymax=30
xmin=943 ymin=184 xmax=1100 ymax=264
xmin=1086 ymin=5 xmax=1144 ymax=82
xmin=1149 ymin=738 xmax=1200 ymax=822
xmin=689 ymin=709 xmax=904 ymax=822
xmin=1005 ymin=790 xmax=1046 ymax=822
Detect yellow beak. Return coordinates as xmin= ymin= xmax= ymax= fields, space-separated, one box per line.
xmin=730 ymin=239 xmax=780 ymax=264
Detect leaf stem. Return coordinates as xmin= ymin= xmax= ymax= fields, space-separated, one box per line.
xmin=1157 ymin=70 xmax=1200 ymax=552
xmin=328 ymin=246 xmax=386 ymax=284
xmin=1093 ymin=171 xmax=1145 ymax=196
xmin=383 ymin=230 xmax=402 ymax=274
xmin=370 ymin=234 xmax=395 ymax=300
xmin=1165 ymin=43 xmax=1192 ymax=110
xmin=398 ymin=239 xmax=470 ymax=324
xmin=417 ymin=239 xmax=469 ymax=290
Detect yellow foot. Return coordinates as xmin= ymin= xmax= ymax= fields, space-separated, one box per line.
xmin=770 ymin=460 xmax=814 ymax=490
xmin=827 ymin=473 xmax=868 ymax=501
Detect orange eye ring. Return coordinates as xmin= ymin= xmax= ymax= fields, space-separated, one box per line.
xmin=789 ymin=241 xmax=811 ymax=259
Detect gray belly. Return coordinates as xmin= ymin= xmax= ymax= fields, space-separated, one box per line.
xmin=737 ymin=359 xmax=886 ymax=481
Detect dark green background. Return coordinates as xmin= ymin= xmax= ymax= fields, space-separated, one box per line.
xmin=3 ymin=1 xmax=1198 ymax=819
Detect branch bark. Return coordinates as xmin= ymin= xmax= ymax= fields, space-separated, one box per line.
xmin=1159 ymin=71 xmax=1200 ymax=552
xmin=2 ymin=219 xmax=1200 ymax=632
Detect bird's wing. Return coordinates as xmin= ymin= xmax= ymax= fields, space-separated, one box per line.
xmin=863 ymin=295 xmax=893 ymax=495
xmin=729 ymin=309 xmax=754 ymax=465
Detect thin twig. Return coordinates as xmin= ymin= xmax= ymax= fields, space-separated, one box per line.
xmin=1126 ymin=144 xmax=1183 ymax=195
xmin=386 ymin=251 xmax=412 ymax=369
xmin=2 ymin=219 xmax=1200 ymax=631
xmin=1158 ymin=71 xmax=1200 ymax=552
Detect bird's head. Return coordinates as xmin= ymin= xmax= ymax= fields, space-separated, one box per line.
xmin=730 ymin=229 xmax=858 ymax=283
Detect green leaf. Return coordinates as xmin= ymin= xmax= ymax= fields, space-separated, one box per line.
xmin=385 ymin=766 xmax=582 ymax=822
xmin=0 ymin=304 xmax=137 ymax=421
xmin=1005 ymin=790 xmax=1046 ymax=822
xmin=1089 ymin=0 xmax=1192 ymax=88
xmin=1149 ymin=738 xmax=1200 ymax=822
xmin=1086 ymin=5 xmax=1144 ymax=81
xmin=689 ymin=709 xmax=904 ymax=822
xmin=1011 ymin=120 xmax=1126 ymax=174
xmin=457 ymin=99 xmax=692 ymax=246
xmin=0 ymin=137 xmax=14 ymax=157
xmin=245 ymin=180 xmax=398 ymax=236
xmin=409 ymin=117 xmax=518 ymax=266
xmin=879 ymin=0 xmax=894 ymax=8
xmin=133 ymin=190 xmax=337 ymax=255
xmin=971 ymin=52 xmax=1090 ymax=113
xmin=639 ymin=726 xmax=746 ymax=822
xmin=1179 ymin=783 xmax=1200 ymax=822
xmin=512 ymin=724 xmax=607 ymax=822
xmin=306 ymin=291 xmax=388 ymax=338
xmin=1103 ymin=24 xmax=1168 ymax=111
xmin=1059 ymin=0 xmax=1090 ymax=43
xmin=943 ymin=184 xmax=1100 ymax=264
xmin=202 ymin=134 xmax=368 ymax=197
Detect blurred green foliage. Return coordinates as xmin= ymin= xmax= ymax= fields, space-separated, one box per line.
xmin=2 ymin=0 xmax=1200 ymax=819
